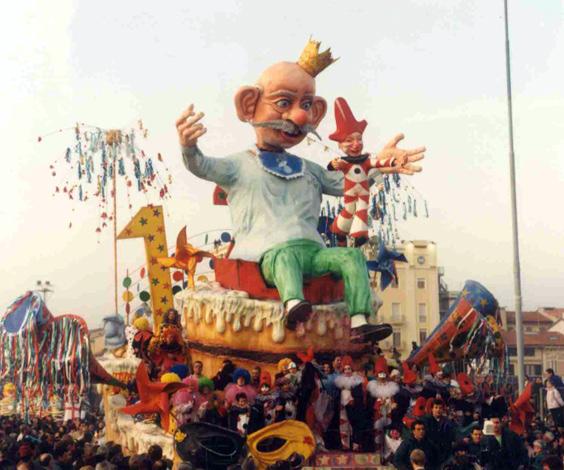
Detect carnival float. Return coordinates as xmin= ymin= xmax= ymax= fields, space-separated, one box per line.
xmin=1 ymin=39 xmax=511 ymax=469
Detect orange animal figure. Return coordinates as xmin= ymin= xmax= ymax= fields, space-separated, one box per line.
xmin=158 ymin=226 xmax=213 ymax=289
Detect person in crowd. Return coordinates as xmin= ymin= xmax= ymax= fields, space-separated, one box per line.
xmin=531 ymin=439 xmax=548 ymax=470
xmin=251 ymin=366 xmax=262 ymax=389
xmin=467 ymin=425 xmax=484 ymax=463
xmin=541 ymin=454 xmax=564 ymax=470
xmin=422 ymin=398 xmax=455 ymax=465
xmin=546 ymin=378 xmax=564 ymax=431
xmin=409 ymin=448 xmax=426 ymax=470
xmin=394 ymin=420 xmax=438 ymax=470
xmin=545 ymin=369 xmax=564 ymax=390
xmin=440 ymin=440 xmax=481 ymax=470
xmin=481 ymin=415 xmax=528 ymax=470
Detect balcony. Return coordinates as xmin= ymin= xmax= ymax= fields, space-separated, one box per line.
xmin=388 ymin=314 xmax=405 ymax=325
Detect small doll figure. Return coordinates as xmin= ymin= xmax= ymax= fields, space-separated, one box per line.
xmin=328 ymin=97 xmax=423 ymax=245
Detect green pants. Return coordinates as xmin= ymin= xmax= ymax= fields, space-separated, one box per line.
xmin=260 ymin=239 xmax=372 ymax=316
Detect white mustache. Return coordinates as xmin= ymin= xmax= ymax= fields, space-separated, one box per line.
xmin=251 ymin=120 xmax=321 ymax=140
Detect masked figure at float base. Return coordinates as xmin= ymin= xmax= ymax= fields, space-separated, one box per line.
xmin=176 ymin=40 xmax=425 ymax=343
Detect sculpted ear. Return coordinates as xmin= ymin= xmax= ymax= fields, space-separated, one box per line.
xmin=234 ymin=86 xmax=261 ymax=122
xmin=310 ymin=96 xmax=327 ymax=127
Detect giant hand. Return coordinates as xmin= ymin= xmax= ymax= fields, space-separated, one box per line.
xmin=376 ymin=133 xmax=425 ymax=175
xmin=176 ymin=104 xmax=207 ymax=148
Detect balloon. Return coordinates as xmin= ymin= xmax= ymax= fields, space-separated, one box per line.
xmin=209 ymin=259 xmax=215 ymax=269
xmin=172 ymin=271 xmax=184 ymax=282
xmin=139 ymin=291 xmax=150 ymax=302
xmin=172 ymin=285 xmax=182 ymax=295
xmin=220 ymin=232 xmax=231 ymax=243
xmin=140 ymin=267 xmax=146 ymax=279
xmin=122 ymin=291 xmax=134 ymax=302
xmin=125 ymin=303 xmax=131 ymax=314
xmin=122 ymin=277 xmax=132 ymax=288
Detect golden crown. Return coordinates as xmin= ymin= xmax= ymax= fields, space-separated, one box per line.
xmin=297 ymin=38 xmax=338 ymax=77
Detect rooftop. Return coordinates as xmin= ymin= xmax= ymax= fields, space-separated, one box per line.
xmin=505 ymin=311 xmax=555 ymax=324
xmin=501 ymin=329 xmax=564 ymax=347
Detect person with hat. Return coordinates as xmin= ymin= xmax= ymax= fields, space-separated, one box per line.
xmin=255 ymin=371 xmax=276 ymax=427
xmin=225 ymin=368 xmax=257 ymax=405
xmin=367 ymin=355 xmax=399 ymax=453
xmin=334 ymin=355 xmax=365 ymax=451
xmin=273 ymin=375 xmax=298 ymax=423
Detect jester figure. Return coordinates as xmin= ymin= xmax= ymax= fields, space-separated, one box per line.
xmin=328 ymin=97 xmax=425 ymax=245
xmin=176 ymin=40 xmax=424 ymax=343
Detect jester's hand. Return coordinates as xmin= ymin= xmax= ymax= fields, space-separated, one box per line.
xmin=176 ymin=104 xmax=207 ymax=148
xmin=330 ymin=157 xmax=347 ymax=171
xmin=377 ymin=133 xmax=425 ymax=175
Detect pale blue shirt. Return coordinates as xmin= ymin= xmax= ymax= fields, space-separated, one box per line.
xmin=182 ymin=145 xmax=346 ymax=261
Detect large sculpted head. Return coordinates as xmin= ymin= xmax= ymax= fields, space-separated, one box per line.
xmin=234 ymin=40 xmax=336 ymax=151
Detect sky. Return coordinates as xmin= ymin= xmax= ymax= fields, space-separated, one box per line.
xmin=1 ymin=0 xmax=563 ymax=328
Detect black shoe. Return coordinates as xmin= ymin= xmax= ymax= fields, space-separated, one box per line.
xmin=285 ymin=300 xmax=312 ymax=331
xmin=350 ymin=323 xmax=393 ymax=343
xmin=353 ymin=236 xmax=368 ymax=247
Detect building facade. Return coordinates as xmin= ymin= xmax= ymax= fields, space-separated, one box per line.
xmin=369 ymin=240 xmax=441 ymax=359
xmin=500 ymin=307 xmax=564 ymax=377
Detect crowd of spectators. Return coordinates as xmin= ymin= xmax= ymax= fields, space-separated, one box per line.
xmin=0 ymin=413 xmax=172 ymax=470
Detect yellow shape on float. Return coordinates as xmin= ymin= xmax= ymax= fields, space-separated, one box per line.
xmin=118 ymin=205 xmax=173 ymax=330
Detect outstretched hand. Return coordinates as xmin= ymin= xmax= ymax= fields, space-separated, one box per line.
xmin=377 ymin=133 xmax=425 ymax=175
xmin=176 ymin=104 xmax=207 ymax=147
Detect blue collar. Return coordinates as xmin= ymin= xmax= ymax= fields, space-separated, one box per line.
xmin=257 ymin=150 xmax=304 ymax=179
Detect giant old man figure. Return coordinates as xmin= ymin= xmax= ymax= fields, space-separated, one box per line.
xmin=176 ymin=40 xmax=425 ymax=343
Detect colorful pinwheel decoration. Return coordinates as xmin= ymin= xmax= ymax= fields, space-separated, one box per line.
xmin=157 ymin=226 xmax=213 ymax=289
xmin=366 ymin=241 xmax=407 ymax=290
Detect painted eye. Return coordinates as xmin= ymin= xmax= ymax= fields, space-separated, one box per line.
xmin=276 ymin=99 xmax=291 ymax=108
xmin=301 ymin=101 xmax=312 ymax=110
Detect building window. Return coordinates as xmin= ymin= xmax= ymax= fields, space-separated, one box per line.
xmin=419 ymin=329 xmax=427 ymax=344
xmin=417 ymin=278 xmax=426 ymax=289
xmin=393 ymin=331 xmax=401 ymax=348
xmin=508 ymin=347 xmax=535 ymax=357
xmin=525 ymin=364 xmax=542 ymax=377
xmin=418 ymin=303 xmax=427 ymax=323
xmin=391 ymin=303 xmax=401 ymax=320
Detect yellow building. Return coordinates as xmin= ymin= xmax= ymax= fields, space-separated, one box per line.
xmin=367 ymin=240 xmax=441 ymax=359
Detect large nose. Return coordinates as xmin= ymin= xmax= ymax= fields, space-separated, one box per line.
xmin=287 ymin=108 xmax=309 ymax=127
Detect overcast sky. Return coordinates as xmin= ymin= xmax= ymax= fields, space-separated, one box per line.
xmin=1 ymin=0 xmax=563 ymax=328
